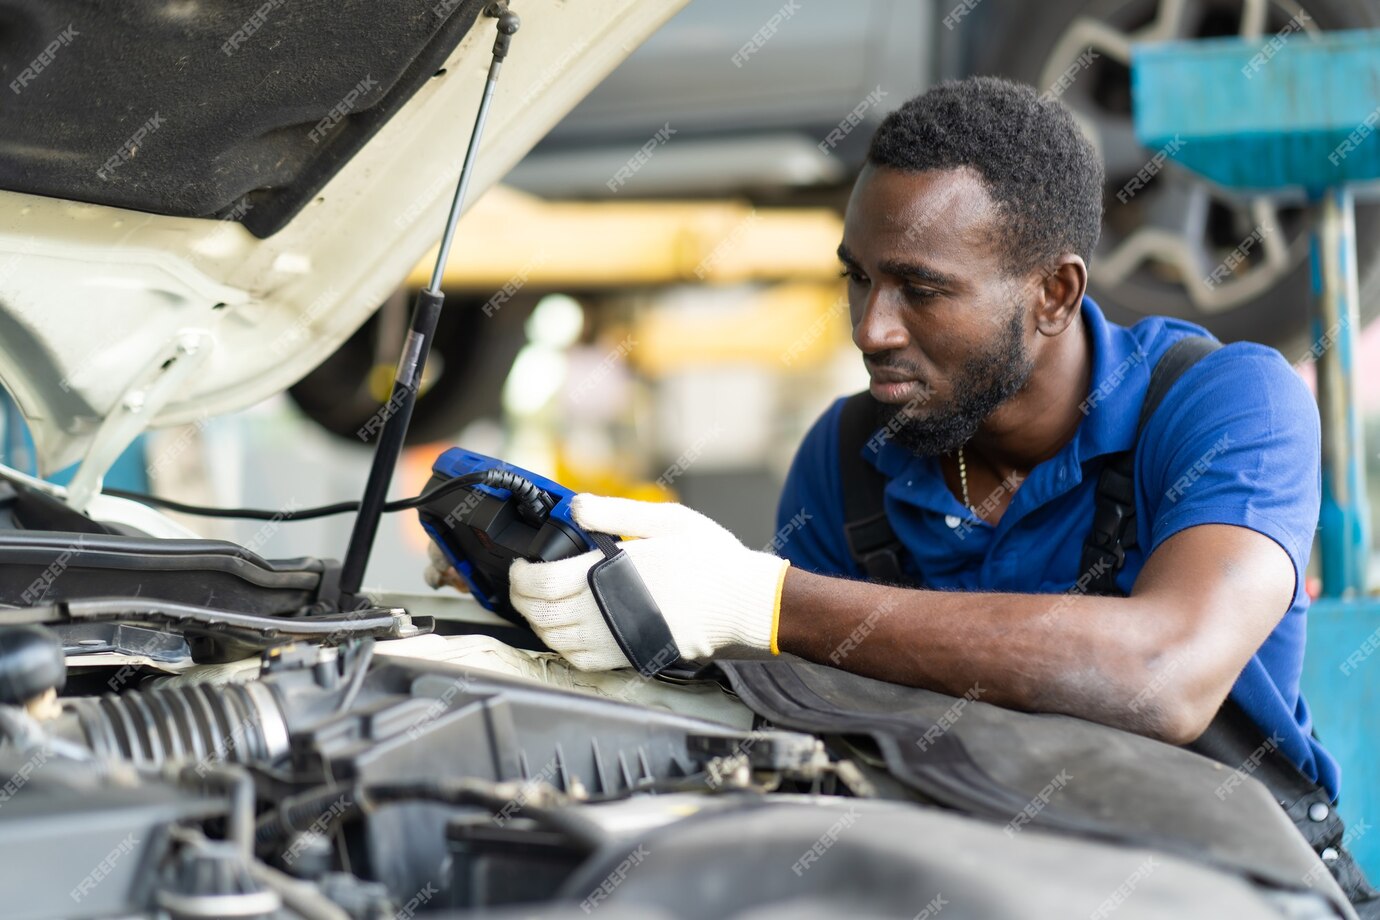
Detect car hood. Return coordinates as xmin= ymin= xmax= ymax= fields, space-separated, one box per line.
xmin=0 ymin=0 xmax=685 ymax=477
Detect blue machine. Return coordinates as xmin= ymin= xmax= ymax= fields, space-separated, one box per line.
xmin=417 ymin=448 xmax=598 ymax=620
xmin=1134 ymin=27 xmax=1380 ymax=876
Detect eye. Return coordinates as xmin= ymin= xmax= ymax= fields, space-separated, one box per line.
xmin=904 ymin=285 xmax=939 ymax=301
xmin=839 ymin=268 xmax=868 ymax=285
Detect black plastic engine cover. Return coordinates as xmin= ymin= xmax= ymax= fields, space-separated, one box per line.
xmin=0 ymin=530 xmax=325 ymax=615
xmin=269 ymin=657 xmax=775 ymax=905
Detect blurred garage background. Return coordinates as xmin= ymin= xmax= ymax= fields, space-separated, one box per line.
xmin=8 ymin=0 xmax=1379 ymax=595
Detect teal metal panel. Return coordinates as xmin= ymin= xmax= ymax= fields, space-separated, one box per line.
xmin=1132 ymin=28 xmax=1380 ymax=191
xmin=1300 ymin=597 xmax=1380 ymax=878
xmin=1313 ymin=188 xmax=1369 ymax=597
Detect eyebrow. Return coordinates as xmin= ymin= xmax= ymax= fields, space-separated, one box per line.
xmin=881 ymin=259 xmax=957 ymax=288
xmin=837 ymin=243 xmax=958 ymax=289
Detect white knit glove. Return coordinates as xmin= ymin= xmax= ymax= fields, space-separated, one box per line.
xmin=509 ymin=494 xmax=791 ymax=671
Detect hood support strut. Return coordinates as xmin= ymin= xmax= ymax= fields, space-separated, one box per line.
xmin=337 ymin=3 xmax=521 ymax=605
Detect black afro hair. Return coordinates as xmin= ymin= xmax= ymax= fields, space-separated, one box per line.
xmin=866 ymin=75 xmax=1104 ymax=276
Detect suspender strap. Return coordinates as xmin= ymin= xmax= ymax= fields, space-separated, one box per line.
xmin=837 ymin=393 xmax=910 ymax=584
xmin=1080 ymin=336 xmax=1221 ymax=595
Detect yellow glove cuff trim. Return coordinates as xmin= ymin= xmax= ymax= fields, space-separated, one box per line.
xmin=769 ymin=561 xmax=790 ymax=656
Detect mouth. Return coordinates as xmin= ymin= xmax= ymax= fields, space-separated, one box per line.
xmin=867 ymin=375 xmax=928 ymax=405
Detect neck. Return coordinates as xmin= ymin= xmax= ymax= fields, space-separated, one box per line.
xmin=965 ymin=312 xmax=1091 ymax=478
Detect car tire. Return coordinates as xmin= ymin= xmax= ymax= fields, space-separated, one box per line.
xmin=287 ymin=290 xmax=533 ymax=445
xmin=968 ymin=0 xmax=1380 ymax=355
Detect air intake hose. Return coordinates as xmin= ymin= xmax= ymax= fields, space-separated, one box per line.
xmin=63 ymin=681 xmax=289 ymax=767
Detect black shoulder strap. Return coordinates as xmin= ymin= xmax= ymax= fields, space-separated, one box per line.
xmin=1080 ymin=336 xmax=1221 ymax=595
xmin=1136 ymin=336 xmax=1224 ymax=431
xmin=837 ymin=392 xmax=910 ymax=583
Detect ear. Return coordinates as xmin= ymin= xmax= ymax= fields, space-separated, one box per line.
xmin=1032 ymin=255 xmax=1087 ymax=337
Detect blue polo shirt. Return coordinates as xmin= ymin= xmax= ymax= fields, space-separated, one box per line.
xmin=776 ymin=297 xmax=1337 ymax=798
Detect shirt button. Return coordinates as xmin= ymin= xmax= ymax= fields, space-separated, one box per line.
xmin=1309 ymin=802 xmax=1330 ymax=822
xmin=1321 ymin=847 xmax=1339 ymax=862
xmin=1057 ymin=468 xmax=1066 ymax=482
xmin=945 ymin=514 xmax=961 ymax=529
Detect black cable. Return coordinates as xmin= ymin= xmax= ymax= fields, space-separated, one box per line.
xmin=101 ymin=492 xmax=360 ymax=521
xmin=480 ymin=468 xmax=549 ymax=521
xmin=101 ymin=470 xmax=523 ymax=522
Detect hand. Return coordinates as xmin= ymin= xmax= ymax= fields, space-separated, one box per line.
xmin=423 ymin=540 xmax=470 ymax=593
xmin=509 ymin=494 xmax=791 ymax=671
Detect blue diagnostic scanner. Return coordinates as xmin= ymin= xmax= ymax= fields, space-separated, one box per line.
xmin=417 ymin=448 xmax=597 ymax=622
xmin=419 ymin=448 xmax=688 ymax=677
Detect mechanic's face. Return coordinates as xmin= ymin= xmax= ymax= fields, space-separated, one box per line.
xmin=839 ymin=165 xmax=1037 ymax=456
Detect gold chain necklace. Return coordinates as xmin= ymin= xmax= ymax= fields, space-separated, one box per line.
xmin=956 ymin=445 xmax=973 ymax=514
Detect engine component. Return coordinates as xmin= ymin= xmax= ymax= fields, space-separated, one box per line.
xmin=310 ymin=872 xmax=393 ymax=919
xmin=5 ymin=596 xmax=430 ymax=663
xmin=0 ymin=625 xmax=64 ymax=707
xmin=0 ymin=756 xmax=226 ymax=920
xmin=43 ymin=640 xmax=823 ymax=908
xmin=447 ymin=819 xmax=587 ymax=909
xmin=62 ymin=680 xmax=289 ymax=767
xmin=55 ymin=621 xmax=192 ymax=668
xmin=0 ymin=512 xmax=333 ymax=616
xmin=156 ymin=840 xmax=281 ymax=920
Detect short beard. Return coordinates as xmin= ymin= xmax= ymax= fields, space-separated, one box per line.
xmin=873 ymin=308 xmax=1034 ymax=457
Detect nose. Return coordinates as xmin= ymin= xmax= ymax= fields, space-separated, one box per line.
xmin=851 ymin=289 xmax=909 ymax=355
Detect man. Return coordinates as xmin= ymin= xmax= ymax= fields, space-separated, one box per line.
xmin=466 ymin=77 xmax=1371 ymax=907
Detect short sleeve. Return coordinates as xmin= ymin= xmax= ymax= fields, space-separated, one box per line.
xmin=1138 ymin=343 xmax=1321 ymax=595
xmin=774 ymin=398 xmax=865 ymax=578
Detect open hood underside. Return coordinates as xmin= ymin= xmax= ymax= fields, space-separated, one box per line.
xmin=0 ymin=0 xmax=686 ymax=476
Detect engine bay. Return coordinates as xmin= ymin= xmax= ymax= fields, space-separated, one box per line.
xmin=5 ymin=632 xmax=860 ymax=918
xmin=0 ymin=495 xmax=1361 ymax=918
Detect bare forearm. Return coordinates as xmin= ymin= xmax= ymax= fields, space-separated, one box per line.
xmin=776 ymin=567 xmax=1186 ymax=739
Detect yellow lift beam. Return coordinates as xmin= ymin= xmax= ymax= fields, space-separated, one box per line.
xmin=406 ymin=186 xmax=845 ymax=290
xmin=632 ymin=282 xmax=849 ymax=376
